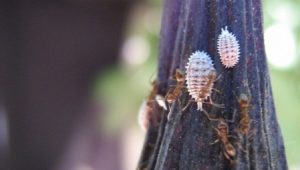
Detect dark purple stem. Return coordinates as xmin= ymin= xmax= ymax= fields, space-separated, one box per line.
xmin=138 ymin=0 xmax=287 ymax=169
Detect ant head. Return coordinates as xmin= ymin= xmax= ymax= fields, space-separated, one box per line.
xmin=239 ymin=93 xmax=248 ymax=101
xmin=208 ymin=70 xmax=217 ymax=79
xmin=175 ymin=69 xmax=185 ymax=82
xmin=218 ymin=118 xmax=228 ymax=129
xmin=239 ymin=93 xmax=250 ymax=107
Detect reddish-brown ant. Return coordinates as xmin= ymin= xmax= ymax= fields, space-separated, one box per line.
xmin=237 ymin=93 xmax=252 ymax=135
xmin=211 ymin=118 xmax=236 ymax=163
xmin=165 ymin=69 xmax=185 ymax=104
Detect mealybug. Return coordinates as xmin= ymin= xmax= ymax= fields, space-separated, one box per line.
xmin=217 ymin=26 xmax=240 ymax=68
xmin=137 ymin=81 xmax=159 ymax=131
xmin=137 ymin=100 xmax=151 ymax=131
xmin=185 ymin=51 xmax=217 ymax=111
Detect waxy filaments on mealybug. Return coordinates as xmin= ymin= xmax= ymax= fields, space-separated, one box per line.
xmin=217 ymin=26 xmax=240 ymax=68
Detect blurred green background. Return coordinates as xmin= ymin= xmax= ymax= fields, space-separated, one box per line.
xmin=93 ymin=0 xmax=300 ymax=169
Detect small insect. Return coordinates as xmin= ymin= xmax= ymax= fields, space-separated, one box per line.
xmin=185 ymin=51 xmax=217 ymax=111
xmin=211 ymin=118 xmax=236 ymax=162
xmin=137 ymin=81 xmax=159 ymax=131
xmin=165 ymin=69 xmax=185 ymax=104
xmin=238 ymin=93 xmax=251 ymax=135
xmin=217 ymin=26 xmax=240 ymax=68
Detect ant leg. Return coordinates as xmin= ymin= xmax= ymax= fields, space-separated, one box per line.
xmin=234 ymin=128 xmax=244 ymax=139
xmin=210 ymin=139 xmax=219 ymax=145
xmin=176 ymin=98 xmax=186 ymax=111
xmin=232 ymin=91 xmax=239 ymax=102
xmin=178 ymin=99 xmax=182 ymax=109
xmin=226 ymin=109 xmax=237 ymax=123
xmin=210 ymin=102 xmax=225 ymax=108
xmin=224 ymin=152 xmax=232 ymax=162
xmin=203 ymin=97 xmax=225 ymax=108
xmin=212 ymin=88 xmax=222 ymax=94
xmin=228 ymin=135 xmax=237 ymax=140
xmin=247 ymin=129 xmax=256 ymax=141
xmin=235 ymin=142 xmax=247 ymax=153
xmin=202 ymin=109 xmax=218 ymax=121
xmin=216 ymin=74 xmax=222 ymax=81
xmin=210 ymin=97 xmax=224 ymax=108
xmin=182 ymin=100 xmax=192 ymax=111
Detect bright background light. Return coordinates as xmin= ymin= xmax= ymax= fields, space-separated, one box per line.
xmin=121 ymin=36 xmax=150 ymax=67
xmin=264 ymin=24 xmax=296 ymax=69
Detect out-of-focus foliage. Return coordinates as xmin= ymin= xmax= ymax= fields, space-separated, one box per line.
xmin=92 ymin=2 xmax=161 ymax=133
xmin=264 ymin=0 xmax=300 ymax=169
xmin=94 ymin=0 xmax=300 ymax=168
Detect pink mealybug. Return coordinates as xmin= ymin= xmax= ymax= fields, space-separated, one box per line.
xmin=185 ymin=51 xmax=217 ymax=111
xmin=217 ymin=26 xmax=240 ymax=68
xmin=138 ymin=95 xmax=167 ymax=131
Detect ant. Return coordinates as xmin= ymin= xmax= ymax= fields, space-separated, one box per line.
xmin=211 ymin=118 xmax=236 ymax=163
xmin=237 ymin=93 xmax=253 ymax=136
xmin=165 ymin=69 xmax=185 ymax=105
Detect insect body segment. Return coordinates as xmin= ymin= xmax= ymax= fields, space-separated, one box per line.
xmin=185 ymin=51 xmax=217 ymax=111
xmin=217 ymin=26 xmax=240 ymax=68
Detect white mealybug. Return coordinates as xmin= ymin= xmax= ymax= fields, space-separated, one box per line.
xmin=137 ymin=81 xmax=158 ymax=131
xmin=138 ymin=95 xmax=166 ymax=131
xmin=217 ymin=26 xmax=240 ymax=68
xmin=185 ymin=51 xmax=217 ymax=111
